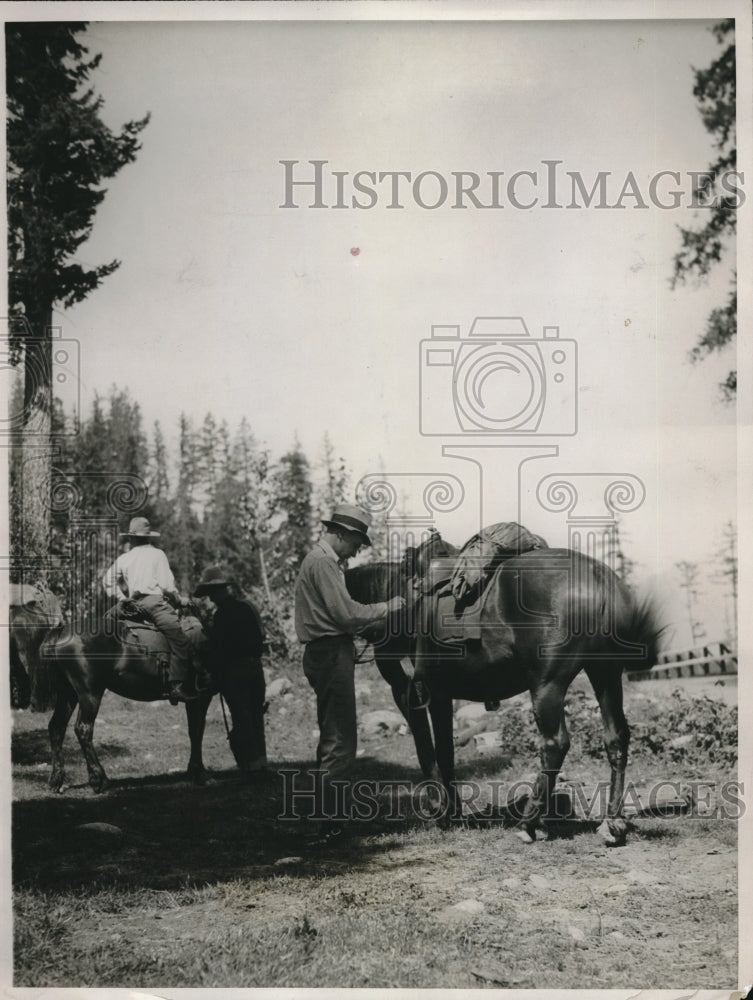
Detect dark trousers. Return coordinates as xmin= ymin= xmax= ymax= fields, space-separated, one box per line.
xmin=302 ymin=635 xmax=356 ymax=820
xmin=217 ymin=657 xmax=267 ymax=772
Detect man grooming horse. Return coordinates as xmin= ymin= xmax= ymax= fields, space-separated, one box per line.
xmin=294 ymin=502 xmax=406 ymax=835
xmin=103 ymin=516 xmax=197 ymax=704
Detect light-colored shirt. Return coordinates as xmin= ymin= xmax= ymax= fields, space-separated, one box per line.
xmin=103 ymin=544 xmax=177 ymax=601
xmin=294 ymin=540 xmax=388 ymax=643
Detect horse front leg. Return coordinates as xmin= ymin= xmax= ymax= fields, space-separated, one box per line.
xmin=427 ymin=692 xmax=459 ymax=822
xmin=72 ymin=690 xmax=108 ymax=793
xmin=185 ymin=691 xmax=213 ymax=785
xmin=48 ymin=682 xmax=77 ymax=792
xmin=515 ymin=684 xmax=570 ymax=843
xmin=586 ymin=665 xmax=630 ymax=846
xmin=377 ymin=659 xmax=437 ymax=779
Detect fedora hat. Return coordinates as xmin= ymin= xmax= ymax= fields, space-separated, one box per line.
xmin=321 ymin=503 xmax=373 ymax=546
xmin=193 ymin=565 xmax=232 ymax=596
xmin=120 ymin=516 xmax=160 ymax=539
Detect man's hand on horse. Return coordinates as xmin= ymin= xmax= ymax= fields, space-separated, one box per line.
xmin=387 ymin=597 xmax=406 ymax=613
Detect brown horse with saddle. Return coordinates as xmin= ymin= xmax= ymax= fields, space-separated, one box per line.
xmin=34 ymin=599 xmax=218 ymax=793
xmin=345 ymin=523 xmax=663 ymax=846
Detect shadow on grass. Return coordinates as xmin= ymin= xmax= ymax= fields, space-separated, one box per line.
xmin=12 ymin=728 xmax=131 ymax=766
xmin=13 ymin=755 xmax=444 ymax=893
xmin=13 ymin=745 xmax=635 ymax=894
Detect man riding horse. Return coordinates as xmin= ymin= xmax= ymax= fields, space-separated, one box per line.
xmin=102 ymin=516 xmax=205 ymax=704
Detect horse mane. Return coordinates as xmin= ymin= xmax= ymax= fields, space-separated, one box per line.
xmin=344 ymin=561 xmax=404 ymax=603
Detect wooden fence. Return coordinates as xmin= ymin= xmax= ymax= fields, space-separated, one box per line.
xmin=627 ymin=641 xmax=737 ymax=682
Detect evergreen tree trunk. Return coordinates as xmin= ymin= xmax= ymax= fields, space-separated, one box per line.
xmin=14 ymin=306 xmax=54 ymax=580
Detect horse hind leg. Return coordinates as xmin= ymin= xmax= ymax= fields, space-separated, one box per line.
xmin=515 ymin=683 xmax=571 ymax=843
xmin=185 ymin=691 xmax=212 ymax=785
xmin=585 ymin=663 xmax=630 ymax=846
xmin=48 ymin=681 xmax=77 ymax=792
xmin=72 ymin=689 xmax=108 ymax=793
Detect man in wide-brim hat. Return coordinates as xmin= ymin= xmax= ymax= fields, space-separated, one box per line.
xmin=193 ymin=565 xmax=268 ymax=776
xmin=103 ymin=516 xmax=196 ymax=703
xmin=294 ymin=503 xmax=406 ymax=837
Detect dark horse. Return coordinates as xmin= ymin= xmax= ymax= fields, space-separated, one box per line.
xmin=345 ymin=534 xmax=662 ymax=845
xmin=34 ymin=607 xmax=219 ymax=793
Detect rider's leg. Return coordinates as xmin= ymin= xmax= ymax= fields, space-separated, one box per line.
xmin=137 ymin=595 xmax=195 ymax=701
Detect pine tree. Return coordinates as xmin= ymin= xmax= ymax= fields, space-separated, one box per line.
xmin=671 ymin=20 xmax=737 ymax=399
xmin=238 ymin=447 xmax=275 ymax=600
xmin=314 ymin=432 xmax=349 ymax=517
xmin=170 ymin=414 xmax=203 ymax=591
xmin=713 ymin=520 xmax=737 ymax=647
xmin=6 ymin=23 xmax=150 ymax=574
xmin=603 ymin=516 xmax=637 ymax=587
xmin=269 ymin=441 xmax=313 ymax=591
xmin=676 ymin=560 xmax=707 ymax=645
xmin=148 ymin=421 xmax=171 ymax=505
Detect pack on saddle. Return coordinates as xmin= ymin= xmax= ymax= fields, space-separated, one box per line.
xmin=106 ymin=600 xmax=208 ymax=704
xmin=408 ymin=521 xmax=548 ymax=648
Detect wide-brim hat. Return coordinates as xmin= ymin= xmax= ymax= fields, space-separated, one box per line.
xmin=120 ymin=516 xmax=160 ymax=539
xmin=321 ymin=503 xmax=373 ymax=546
xmin=193 ymin=565 xmax=232 ymax=596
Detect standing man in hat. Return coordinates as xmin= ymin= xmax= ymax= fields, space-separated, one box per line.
xmin=103 ymin=516 xmax=196 ymax=704
xmin=194 ymin=566 xmax=268 ymax=777
xmin=294 ymin=503 xmax=406 ymax=831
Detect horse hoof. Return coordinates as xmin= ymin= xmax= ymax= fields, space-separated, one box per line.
xmin=514 ymin=827 xmax=536 ymax=844
xmin=90 ymin=777 xmax=111 ymax=794
xmin=191 ymin=769 xmax=208 ymax=787
xmin=597 ymin=818 xmax=627 ymax=847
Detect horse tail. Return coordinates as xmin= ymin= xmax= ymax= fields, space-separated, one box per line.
xmin=618 ymin=592 xmax=665 ymax=672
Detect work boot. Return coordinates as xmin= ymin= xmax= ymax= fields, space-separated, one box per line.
xmin=168 ymin=681 xmax=197 ymax=704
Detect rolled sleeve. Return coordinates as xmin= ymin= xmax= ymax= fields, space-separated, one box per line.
xmin=311 ymin=557 xmax=387 ymax=634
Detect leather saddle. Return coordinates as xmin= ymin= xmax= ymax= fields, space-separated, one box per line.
xmin=105 ymin=603 xmax=171 ymax=662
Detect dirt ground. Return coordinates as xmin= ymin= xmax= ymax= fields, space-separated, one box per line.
xmin=10 ymin=659 xmax=739 ymax=989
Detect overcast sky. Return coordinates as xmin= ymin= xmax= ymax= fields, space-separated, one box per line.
xmin=7 ymin=7 xmax=747 ymax=645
